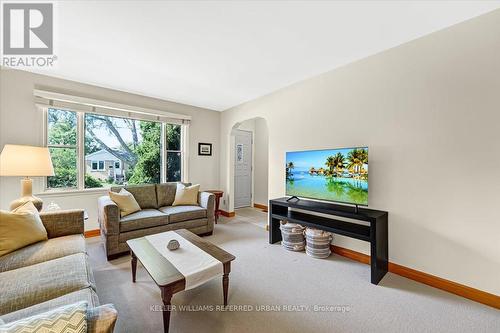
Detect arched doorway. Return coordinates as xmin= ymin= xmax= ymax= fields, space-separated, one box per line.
xmin=228 ymin=117 xmax=269 ymax=218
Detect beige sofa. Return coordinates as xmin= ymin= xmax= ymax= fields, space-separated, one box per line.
xmin=0 ymin=209 xmax=116 ymax=330
xmin=98 ymin=183 xmax=215 ymax=260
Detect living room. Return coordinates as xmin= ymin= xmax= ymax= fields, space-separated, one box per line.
xmin=1 ymin=1 xmax=499 ymax=332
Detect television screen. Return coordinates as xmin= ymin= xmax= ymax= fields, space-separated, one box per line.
xmin=286 ymin=147 xmax=368 ymax=206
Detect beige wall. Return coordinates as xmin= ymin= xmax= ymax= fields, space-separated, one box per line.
xmin=0 ymin=68 xmax=221 ymax=230
xmin=220 ymin=10 xmax=500 ymax=295
xmin=253 ymin=118 xmax=269 ymax=206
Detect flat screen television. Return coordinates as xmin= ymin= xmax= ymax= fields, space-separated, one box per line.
xmin=286 ymin=147 xmax=368 ymax=206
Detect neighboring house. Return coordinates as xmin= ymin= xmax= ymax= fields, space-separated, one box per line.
xmin=85 ymin=149 xmax=128 ymax=182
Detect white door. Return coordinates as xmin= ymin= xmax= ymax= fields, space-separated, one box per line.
xmin=234 ymin=130 xmax=252 ymax=208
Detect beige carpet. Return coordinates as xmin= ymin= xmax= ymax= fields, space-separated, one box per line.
xmin=87 ymin=209 xmax=500 ymax=333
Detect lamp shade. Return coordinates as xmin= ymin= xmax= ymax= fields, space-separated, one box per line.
xmin=0 ymin=144 xmax=55 ymax=176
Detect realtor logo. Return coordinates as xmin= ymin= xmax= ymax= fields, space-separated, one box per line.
xmin=3 ymin=3 xmax=53 ymax=55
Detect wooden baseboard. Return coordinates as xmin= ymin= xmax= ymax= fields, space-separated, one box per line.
xmin=331 ymin=245 xmax=370 ymax=264
xmin=253 ymin=203 xmax=268 ymax=212
xmin=331 ymin=245 xmax=500 ymax=309
xmin=84 ymin=229 xmax=100 ymax=238
xmin=220 ymin=210 xmax=235 ymax=218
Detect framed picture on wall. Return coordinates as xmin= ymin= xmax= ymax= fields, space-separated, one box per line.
xmin=198 ymin=143 xmax=212 ymax=156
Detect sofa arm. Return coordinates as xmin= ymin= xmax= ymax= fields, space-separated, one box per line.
xmin=98 ymin=196 xmax=120 ymax=236
xmin=199 ymin=192 xmax=215 ymax=217
xmin=39 ymin=209 xmax=84 ymax=238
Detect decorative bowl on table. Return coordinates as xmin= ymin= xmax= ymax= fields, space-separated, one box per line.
xmin=167 ymin=239 xmax=180 ymax=251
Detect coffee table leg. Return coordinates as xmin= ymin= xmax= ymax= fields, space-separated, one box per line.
xmin=131 ymin=251 xmax=137 ymax=283
xmin=223 ymin=262 xmax=231 ymax=307
xmin=161 ymin=287 xmax=173 ymax=333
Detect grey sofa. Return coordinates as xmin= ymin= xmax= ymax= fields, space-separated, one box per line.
xmin=0 ymin=209 xmax=116 ymax=330
xmin=98 ymin=183 xmax=215 ymax=260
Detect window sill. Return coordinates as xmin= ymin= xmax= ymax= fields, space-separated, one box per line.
xmin=37 ymin=188 xmax=109 ymax=197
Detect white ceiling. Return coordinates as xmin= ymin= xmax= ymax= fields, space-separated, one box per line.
xmin=22 ymin=1 xmax=500 ymax=111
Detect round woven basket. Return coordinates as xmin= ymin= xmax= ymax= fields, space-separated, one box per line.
xmin=280 ymin=220 xmax=305 ymax=251
xmin=304 ymin=227 xmax=333 ymax=258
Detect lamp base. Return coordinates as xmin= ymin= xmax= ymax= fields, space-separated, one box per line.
xmin=10 ymin=196 xmax=43 ymax=211
xmin=9 ymin=177 xmax=43 ymax=211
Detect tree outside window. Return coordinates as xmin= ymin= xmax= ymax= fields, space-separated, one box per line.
xmin=166 ymin=124 xmax=182 ymax=182
xmin=47 ymin=109 xmax=78 ymax=189
xmin=46 ymin=108 xmax=184 ymax=190
xmin=84 ymin=113 xmax=161 ymax=188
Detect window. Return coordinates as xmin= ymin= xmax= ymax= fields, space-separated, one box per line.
xmin=166 ymin=124 xmax=182 ymax=182
xmin=91 ymin=161 xmax=105 ymax=171
xmin=45 ymin=107 xmax=186 ymax=191
xmin=84 ymin=113 xmax=162 ymax=188
xmin=46 ymin=109 xmax=78 ymax=189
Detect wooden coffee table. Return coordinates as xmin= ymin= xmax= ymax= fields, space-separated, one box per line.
xmin=127 ymin=229 xmax=235 ymax=333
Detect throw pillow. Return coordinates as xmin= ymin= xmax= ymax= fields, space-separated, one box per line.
xmin=0 ymin=301 xmax=87 ymax=333
xmin=109 ymin=188 xmax=141 ymax=217
xmin=0 ymin=201 xmax=48 ymax=257
xmin=87 ymin=304 xmax=118 ymax=333
xmin=172 ymin=183 xmax=200 ymax=206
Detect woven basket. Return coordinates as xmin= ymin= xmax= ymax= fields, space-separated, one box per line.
xmin=280 ymin=220 xmax=305 ymax=251
xmin=305 ymin=228 xmax=333 ymax=258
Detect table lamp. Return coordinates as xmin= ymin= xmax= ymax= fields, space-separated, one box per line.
xmin=0 ymin=144 xmax=55 ymax=211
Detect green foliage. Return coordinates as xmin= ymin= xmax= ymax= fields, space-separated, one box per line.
xmin=128 ymin=122 xmax=161 ymax=184
xmin=48 ymin=108 xmax=182 ymax=189
xmin=85 ymin=174 xmax=103 ymax=188
xmin=48 ymin=160 xmax=77 ymax=188
xmin=166 ymin=124 xmax=182 ymax=181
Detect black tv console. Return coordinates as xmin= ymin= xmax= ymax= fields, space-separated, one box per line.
xmin=269 ymin=197 xmax=388 ymax=284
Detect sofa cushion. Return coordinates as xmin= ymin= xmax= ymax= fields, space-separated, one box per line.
xmin=0 ymin=301 xmax=88 ymax=333
xmin=156 ymin=182 xmax=193 ymax=207
xmin=0 ymin=288 xmax=98 ymax=324
xmin=156 ymin=183 xmax=178 ymax=207
xmin=159 ymin=205 xmax=206 ymax=223
xmin=109 ymin=188 xmax=141 ymax=217
xmin=0 ymin=253 xmax=95 ymax=315
xmin=120 ymin=209 xmax=168 ymax=232
xmin=172 ymin=184 xmax=200 ymax=206
xmin=0 ymin=202 xmax=48 ymax=257
xmin=0 ymin=234 xmax=85 ymax=273
xmin=118 ymin=218 xmax=209 ymax=243
xmin=111 ymin=184 xmax=158 ymax=209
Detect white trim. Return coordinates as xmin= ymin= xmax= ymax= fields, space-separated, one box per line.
xmin=37 ymin=188 xmax=109 ymax=197
xmin=160 ymin=123 xmax=167 ymax=183
xmin=34 ymin=89 xmax=191 ymax=122
xmin=182 ymin=124 xmax=189 ymax=182
xmin=77 ymin=112 xmax=85 ymax=189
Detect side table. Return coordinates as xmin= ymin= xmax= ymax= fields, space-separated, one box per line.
xmin=205 ymin=190 xmax=223 ymax=223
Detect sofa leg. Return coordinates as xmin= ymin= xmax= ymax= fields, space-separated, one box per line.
xmin=198 ymin=231 xmax=213 ymax=237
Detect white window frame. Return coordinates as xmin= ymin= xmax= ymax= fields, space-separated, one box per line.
xmin=162 ymin=123 xmax=186 ymax=183
xmin=42 ymin=106 xmax=188 ymax=192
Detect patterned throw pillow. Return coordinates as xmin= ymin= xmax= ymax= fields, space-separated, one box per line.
xmin=87 ymin=304 xmax=117 ymax=333
xmin=0 ymin=302 xmax=87 ymax=333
